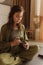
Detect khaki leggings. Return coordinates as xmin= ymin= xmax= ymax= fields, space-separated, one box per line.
xmin=11 ymin=45 xmax=38 ymax=61
xmin=0 ymin=45 xmax=38 ymax=65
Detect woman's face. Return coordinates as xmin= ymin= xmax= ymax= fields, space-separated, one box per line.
xmin=13 ymin=12 xmax=23 ymax=24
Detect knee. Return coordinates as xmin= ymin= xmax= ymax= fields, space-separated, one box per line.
xmin=29 ymin=45 xmax=39 ymax=53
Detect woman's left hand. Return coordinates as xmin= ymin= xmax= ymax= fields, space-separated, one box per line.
xmin=23 ymin=41 xmax=29 ymax=50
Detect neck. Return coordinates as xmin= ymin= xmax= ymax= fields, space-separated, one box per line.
xmin=13 ymin=23 xmax=18 ymax=30
xmin=13 ymin=22 xmax=17 ymax=27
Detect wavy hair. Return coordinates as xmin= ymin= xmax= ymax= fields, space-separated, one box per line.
xmin=7 ymin=5 xmax=24 ymax=29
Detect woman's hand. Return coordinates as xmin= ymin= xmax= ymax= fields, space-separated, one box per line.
xmin=11 ymin=38 xmax=21 ymax=47
xmin=23 ymin=41 xmax=29 ymax=50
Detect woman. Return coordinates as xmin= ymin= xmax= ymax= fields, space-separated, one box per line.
xmin=0 ymin=5 xmax=38 ymax=65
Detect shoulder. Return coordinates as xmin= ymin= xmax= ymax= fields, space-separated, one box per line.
xmin=20 ymin=24 xmax=25 ymax=30
xmin=1 ymin=23 xmax=8 ymax=32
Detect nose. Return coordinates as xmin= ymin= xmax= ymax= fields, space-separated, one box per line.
xmin=18 ymin=17 xmax=22 ymax=21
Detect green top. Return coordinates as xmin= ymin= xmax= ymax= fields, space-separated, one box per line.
xmin=1 ymin=23 xmax=28 ymax=42
xmin=0 ymin=23 xmax=29 ymax=52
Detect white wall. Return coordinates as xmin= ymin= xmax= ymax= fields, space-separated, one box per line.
xmin=35 ymin=0 xmax=41 ymax=16
xmin=0 ymin=4 xmax=11 ymax=31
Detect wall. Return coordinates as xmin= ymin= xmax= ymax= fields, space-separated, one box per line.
xmin=0 ymin=0 xmax=13 ymax=31
xmin=30 ymin=0 xmax=35 ymax=31
xmin=30 ymin=0 xmax=43 ymax=41
xmin=0 ymin=4 xmax=10 ymax=31
xmin=39 ymin=0 xmax=43 ymax=41
xmin=0 ymin=0 xmax=13 ymax=6
xmin=29 ymin=0 xmax=35 ymax=40
xmin=40 ymin=0 xmax=43 ymax=16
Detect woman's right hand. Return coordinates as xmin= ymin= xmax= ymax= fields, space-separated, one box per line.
xmin=10 ymin=38 xmax=21 ymax=47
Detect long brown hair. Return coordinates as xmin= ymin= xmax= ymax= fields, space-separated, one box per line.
xmin=7 ymin=5 xmax=24 ymax=30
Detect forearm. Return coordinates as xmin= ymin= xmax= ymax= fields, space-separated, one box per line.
xmin=0 ymin=41 xmax=11 ymax=49
xmin=0 ymin=41 xmax=12 ymax=53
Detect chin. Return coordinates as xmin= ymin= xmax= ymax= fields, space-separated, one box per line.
xmin=16 ymin=22 xmax=20 ymax=24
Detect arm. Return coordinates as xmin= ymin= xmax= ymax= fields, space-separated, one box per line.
xmin=0 ymin=25 xmax=10 ymax=46
xmin=0 ymin=25 xmax=21 ymax=52
xmin=22 ymin=25 xmax=29 ymax=50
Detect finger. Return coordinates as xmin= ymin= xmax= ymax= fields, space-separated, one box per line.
xmin=15 ymin=37 xmax=20 ymax=40
xmin=24 ymin=44 xmax=29 ymax=50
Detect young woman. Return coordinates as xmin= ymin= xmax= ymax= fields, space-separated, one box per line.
xmin=0 ymin=5 xmax=38 ymax=65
